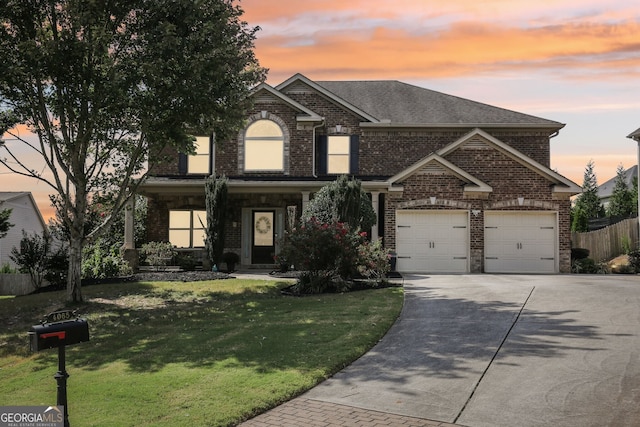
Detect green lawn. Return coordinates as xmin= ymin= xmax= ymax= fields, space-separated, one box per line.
xmin=0 ymin=279 xmax=403 ymax=426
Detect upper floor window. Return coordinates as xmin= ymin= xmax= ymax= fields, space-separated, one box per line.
xmin=169 ymin=210 xmax=206 ymax=248
xmin=327 ymin=135 xmax=351 ymax=174
xmin=317 ymin=134 xmax=359 ymax=175
xmin=188 ymin=136 xmax=211 ymax=174
xmin=244 ymin=119 xmax=284 ymax=171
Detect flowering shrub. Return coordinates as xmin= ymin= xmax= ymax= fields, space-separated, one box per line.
xmin=279 ymin=218 xmax=389 ymax=293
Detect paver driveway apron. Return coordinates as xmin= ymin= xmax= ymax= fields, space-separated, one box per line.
xmin=304 ymin=274 xmax=640 ymax=427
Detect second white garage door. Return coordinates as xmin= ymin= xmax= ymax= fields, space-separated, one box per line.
xmin=396 ymin=210 xmax=469 ymax=273
xmin=484 ymin=211 xmax=557 ymax=273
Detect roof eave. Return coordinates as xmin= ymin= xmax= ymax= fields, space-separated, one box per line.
xmin=360 ymin=122 xmax=565 ymax=130
xmin=627 ymin=128 xmax=640 ymax=140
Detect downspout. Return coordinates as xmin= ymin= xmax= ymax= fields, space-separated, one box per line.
xmin=312 ymin=118 xmax=325 ymax=178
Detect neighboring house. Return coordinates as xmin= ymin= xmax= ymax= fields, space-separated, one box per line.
xmin=0 ymin=192 xmax=47 ymax=268
xmin=597 ymin=165 xmax=638 ymax=209
xmin=134 ymin=73 xmax=581 ymax=273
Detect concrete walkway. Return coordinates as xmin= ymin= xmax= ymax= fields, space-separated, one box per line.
xmin=239 ymin=274 xmax=640 ymax=426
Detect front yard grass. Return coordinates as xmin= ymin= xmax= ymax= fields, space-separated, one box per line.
xmin=0 ymin=278 xmax=403 ymax=426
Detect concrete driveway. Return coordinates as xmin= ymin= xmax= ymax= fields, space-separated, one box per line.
xmin=303 ymin=274 xmax=640 ymax=427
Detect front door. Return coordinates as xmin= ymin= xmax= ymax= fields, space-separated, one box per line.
xmin=251 ymin=210 xmax=276 ymax=264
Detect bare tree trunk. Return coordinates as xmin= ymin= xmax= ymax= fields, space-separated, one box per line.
xmin=67 ymin=195 xmax=87 ymax=303
xmin=67 ymin=236 xmax=83 ymax=303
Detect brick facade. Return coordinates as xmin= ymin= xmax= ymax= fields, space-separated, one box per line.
xmin=140 ymin=75 xmax=577 ymax=273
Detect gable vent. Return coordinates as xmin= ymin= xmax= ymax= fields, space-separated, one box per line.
xmin=418 ymin=163 xmax=448 ymax=175
xmin=463 ymin=135 xmax=490 ymax=149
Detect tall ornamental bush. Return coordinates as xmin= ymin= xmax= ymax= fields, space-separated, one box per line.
xmin=302 ymin=175 xmax=376 ymax=231
xmin=203 ymin=175 xmax=228 ymax=269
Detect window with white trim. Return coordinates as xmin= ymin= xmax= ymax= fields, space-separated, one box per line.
xmin=244 ymin=119 xmax=284 ymax=171
xmin=169 ymin=210 xmax=207 ymax=248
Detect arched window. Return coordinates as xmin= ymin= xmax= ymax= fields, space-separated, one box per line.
xmin=244 ymin=119 xmax=284 ymax=171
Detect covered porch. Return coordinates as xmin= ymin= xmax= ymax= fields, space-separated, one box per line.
xmin=126 ymin=178 xmax=388 ymax=269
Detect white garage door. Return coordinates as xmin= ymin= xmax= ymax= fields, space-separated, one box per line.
xmin=484 ymin=211 xmax=557 ymax=273
xmin=396 ymin=210 xmax=469 ymax=273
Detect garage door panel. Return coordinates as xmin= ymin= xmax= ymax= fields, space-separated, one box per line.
xmin=484 ymin=212 xmax=557 ymax=273
xmin=396 ymin=210 xmax=469 ymax=273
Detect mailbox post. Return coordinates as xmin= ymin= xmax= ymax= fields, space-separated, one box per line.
xmin=29 ymin=311 xmax=89 ymax=427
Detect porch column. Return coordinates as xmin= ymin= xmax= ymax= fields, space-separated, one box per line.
xmin=301 ymin=191 xmax=310 ymax=213
xmin=371 ymin=191 xmax=380 ymax=241
xmin=123 ymin=197 xmax=135 ymax=250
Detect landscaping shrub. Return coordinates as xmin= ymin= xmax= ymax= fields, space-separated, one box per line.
xmin=571 ymin=257 xmax=608 ymax=274
xmin=0 ymin=263 xmax=16 ymax=274
xmin=628 ymin=249 xmax=640 ymax=273
xmin=139 ymin=241 xmax=176 ymax=271
xmin=222 ymin=251 xmax=239 ymax=272
xmin=82 ymin=238 xmax=131 ymax=279
xmin=175 ymin=252 xmax=199 ymax=271
xmin=45 ymin=248 xmax=69 ymax=288
xmin=9 ymin=231 xmax=67 ymax=290
xmin=280 ymin=218 xmax=389 ymax=294
xmin=571 ymin=248 xmax=590 ymax=260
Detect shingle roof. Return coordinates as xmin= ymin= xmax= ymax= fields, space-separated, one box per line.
xmin=597 ymin=165 xmax=638 ymax=200
xmin=0 ymin=192 xmax=30 ymax=203
xmin=314 ymin=80 xmax=563 ymax=128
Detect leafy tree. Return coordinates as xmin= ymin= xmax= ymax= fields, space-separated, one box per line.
xmin=0 ymin=0 xmax=265 ymax=301
xmin=10 ymin=231 xmax=68 ymax=290
xmin=572 ymin=160 xmax=604 ymax=232
xmin=302 ymin=175 xmax=376 ymax=231
xmin=49 ymin=194 xmax=148 ymax=249
xmin=0 ymin=208 xmax=13 ymax=239
xmin=203 ymin=175 xmax=228 ymax=269
xmin=607 ymin=164 xmax=635 ymax=217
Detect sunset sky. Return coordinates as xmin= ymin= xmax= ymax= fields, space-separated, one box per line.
xmin=2 ymin=0 xmax=639 ymax=221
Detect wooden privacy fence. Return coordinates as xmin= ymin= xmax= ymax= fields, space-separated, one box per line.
xmin=571 ymin=218 xmax=639 ymax=262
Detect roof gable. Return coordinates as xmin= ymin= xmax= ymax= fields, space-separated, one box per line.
xmin=439 ymin=129 xmax=581 ymax=194
xmin=276 ymin=74 xmax=380 ymax=123
xmin=251 ymin=82 xmax=322 ymax=122
xmin=0 ymin=191 xmax=47 ymax=229
xmin=387 ymin=153 xmax=492 ymax=194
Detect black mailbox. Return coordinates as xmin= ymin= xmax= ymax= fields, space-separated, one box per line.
xmin=29 ymin=318 xmax=90 ymax=352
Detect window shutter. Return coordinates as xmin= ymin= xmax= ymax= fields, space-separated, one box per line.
xmin=317 ymin=135 xmax=327 ymax=176
xmin=349 ymin=135 xmax=359 ymax=175
xmin=178 ymin=153 xmax=187 ymax=175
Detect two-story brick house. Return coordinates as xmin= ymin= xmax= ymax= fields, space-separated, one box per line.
xmin=133 ymin=73 xmax=580 ymax=273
